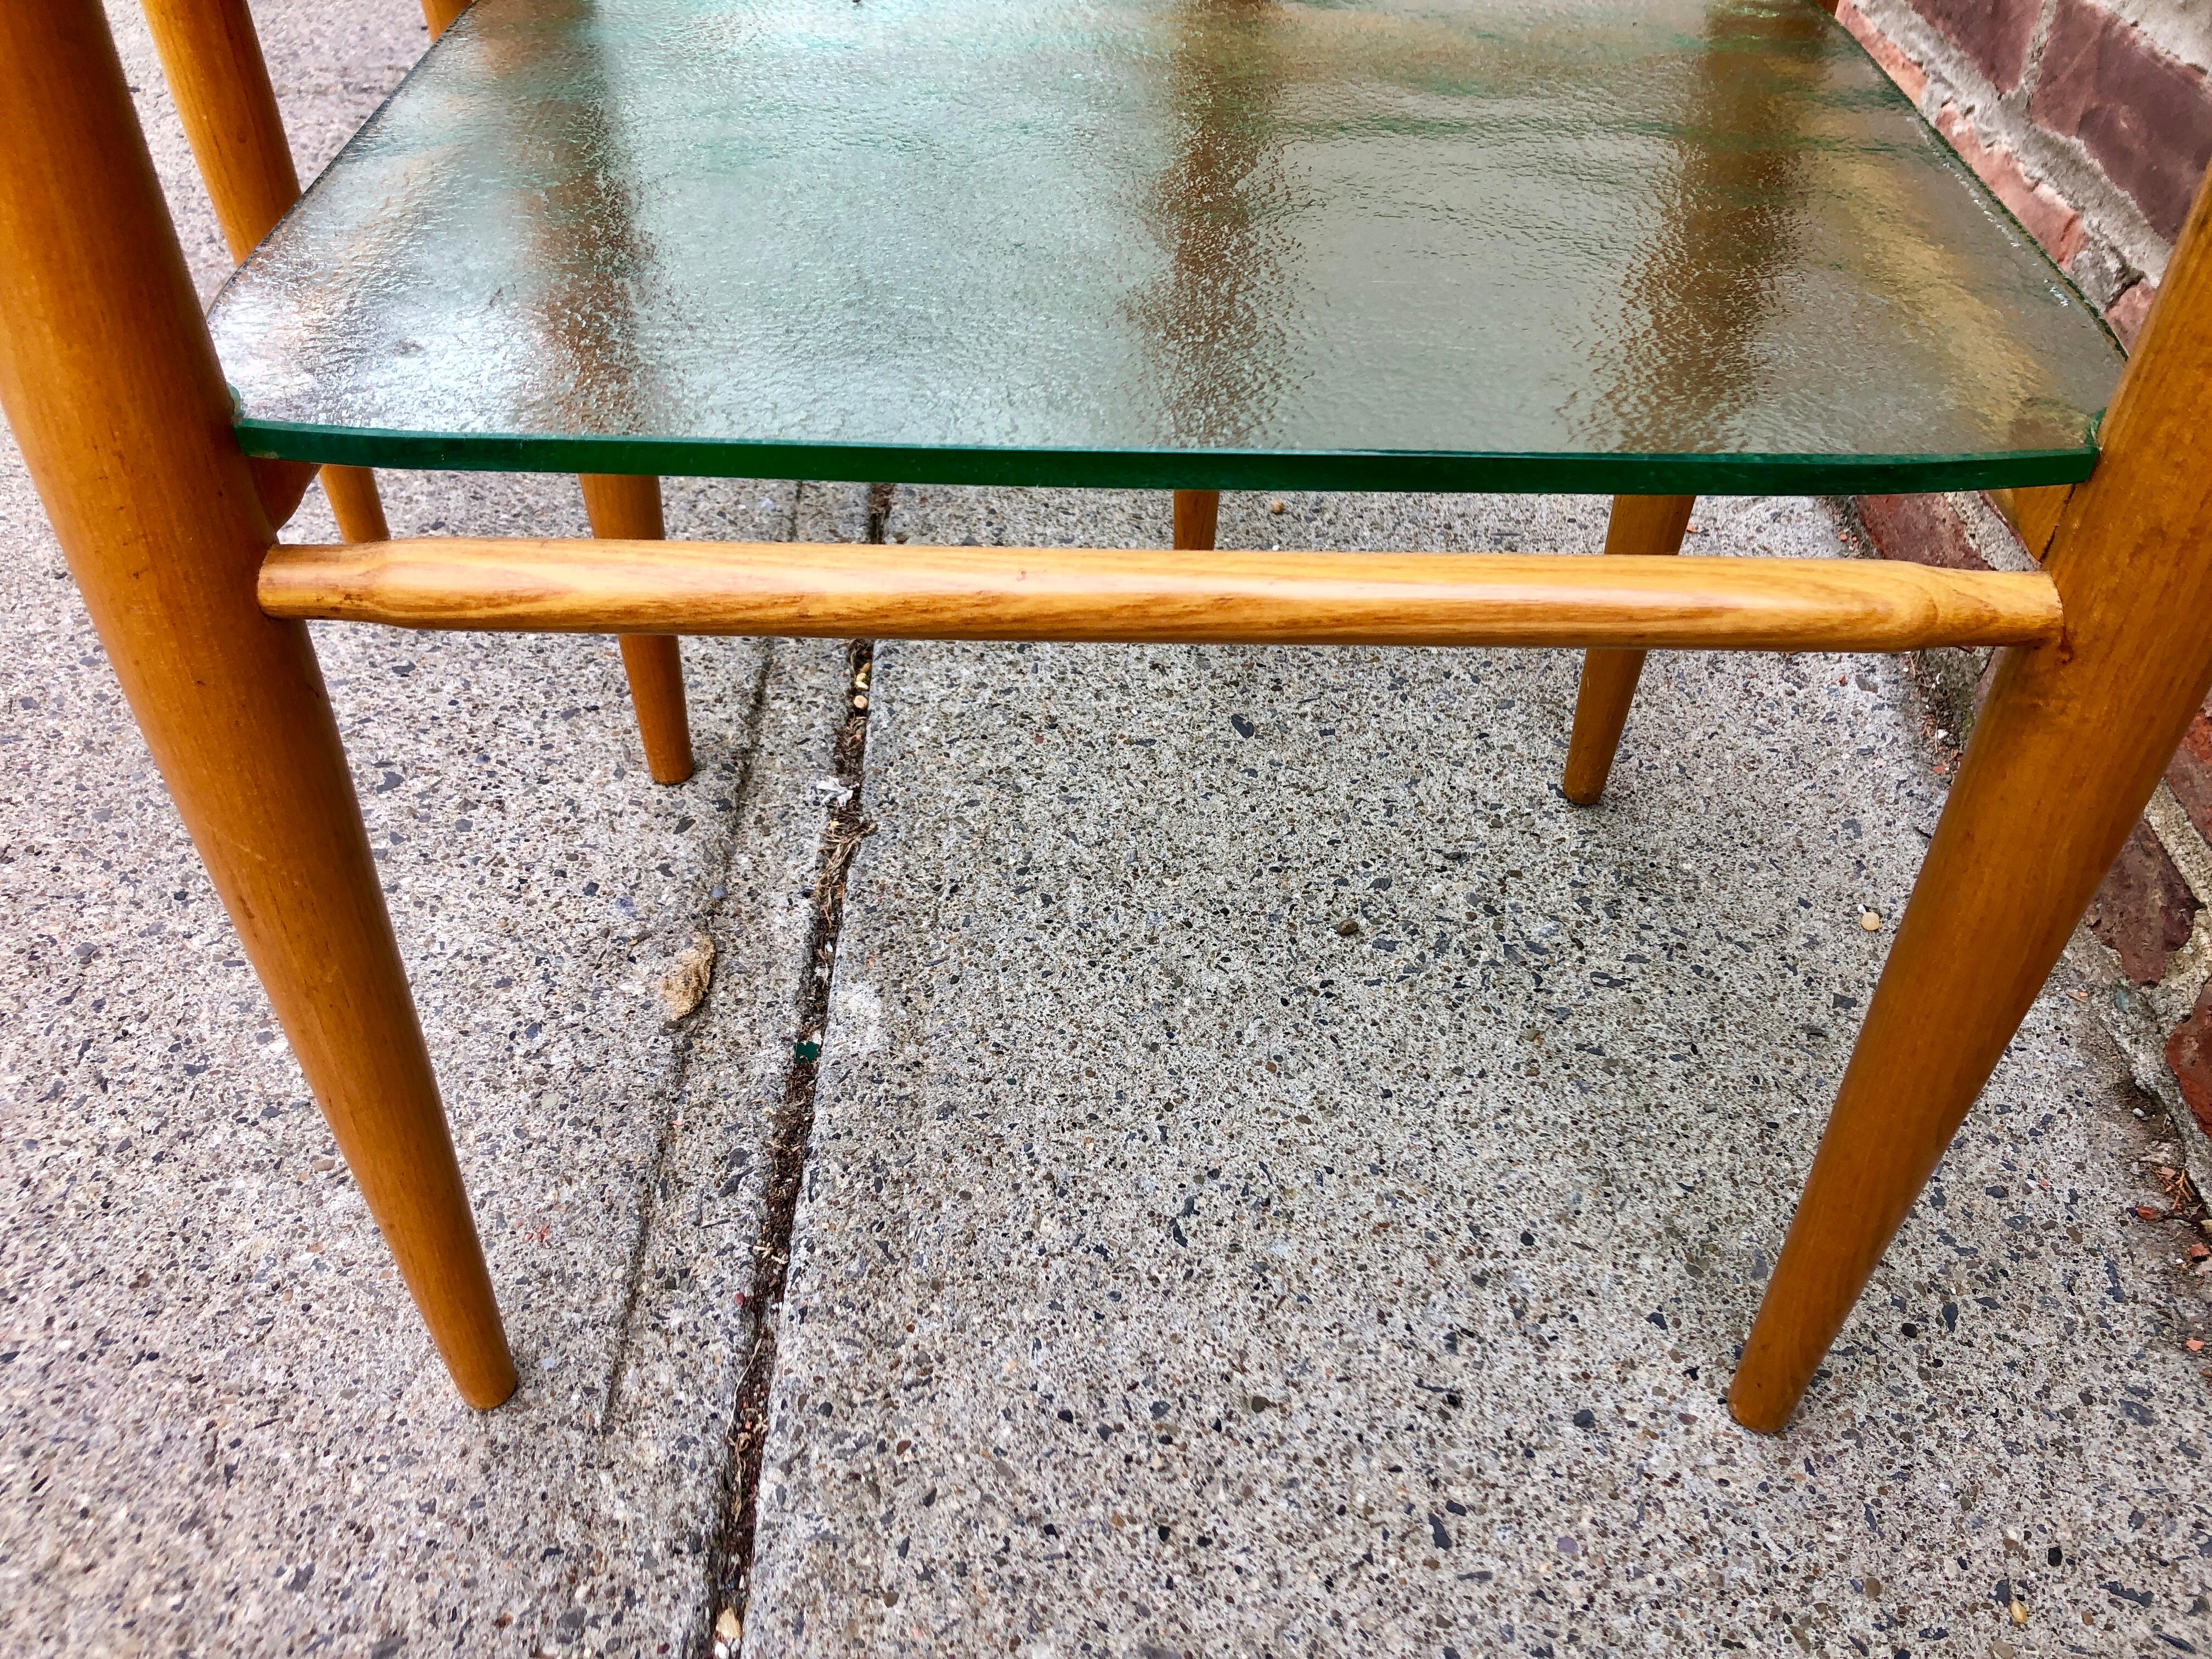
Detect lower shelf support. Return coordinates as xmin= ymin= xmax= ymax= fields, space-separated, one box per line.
xmin=259 ymin=534 xmax=2062 ymax=654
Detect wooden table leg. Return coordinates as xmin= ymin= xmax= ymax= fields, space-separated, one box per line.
xmin=142 ymin=0 xmax=394 ymax=549
xmin=1173 ymin=488 xmax=1220 ymax=552
xmin=579 ymin=474 xmax=695 ymax=785
xmin=419 ymin=0 xmax=472 ymax=40
xmin=1986 ymin=483 xmax=2074 ymax=561
xmin=320 ymin=462 xmax=389 ymax=543
xmin=1562 ymin=494 xmax=1695 ymax=804
xmin=1731 ymin=168 xmax=2212 ymax=1433
xmin=0 ymin=1 xmax=515 ymax=1408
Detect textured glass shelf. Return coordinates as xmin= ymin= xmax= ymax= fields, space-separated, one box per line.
xmin=208 ymin=0 xmax=2125 ymax=495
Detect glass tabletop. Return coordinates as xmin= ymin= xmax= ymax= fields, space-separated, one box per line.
xmin=208 ymin=0 xmax=2125 ymax=495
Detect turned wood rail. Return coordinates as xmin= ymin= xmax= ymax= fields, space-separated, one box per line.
xmin=258 ymin=537 xmax=2063 ymax=651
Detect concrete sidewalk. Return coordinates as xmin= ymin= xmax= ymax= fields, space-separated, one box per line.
xmin=1 ymin=4 xmax=2209 ymax=1657
xmin=745 ymin=489 xmax=2212 ymax=1657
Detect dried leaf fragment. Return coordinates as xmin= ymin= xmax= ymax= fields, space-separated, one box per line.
xmin=658 ymin=933 xmax=716 ymax=1021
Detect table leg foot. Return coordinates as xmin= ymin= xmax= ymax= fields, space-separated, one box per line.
xmin=0 ymin=1 xmax=515 ymax=1408
xmin=1735 ymin=171 xmax=2212 ymax=1429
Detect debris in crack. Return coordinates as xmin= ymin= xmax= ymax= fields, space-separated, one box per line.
xmin=814 ymin=809 xmax=876 ymax=915
xmin=698 ymin=517 xmax=883 ymax=1654
xmin=2140 ymin=1160 xmax=2212 ymax=1262
xmin=865 ymin=479 xmax=896 ymax=544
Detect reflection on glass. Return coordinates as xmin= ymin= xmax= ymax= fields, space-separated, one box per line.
xmin=483 ymin=0 xmax=664 ymax=434
xmin=206 ymin=0 xmax=2124 ymax=490
xmin=1604 ymin=0 xmax=1830 ymax=452
xmin=1137 ymin=0 xmax=1294 ymax=447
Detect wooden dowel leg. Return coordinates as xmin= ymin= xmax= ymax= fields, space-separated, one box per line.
xmin=1562 ymin=649 xmax=1647 ymax=804
xmin=1173 ymin=488 xmax=1220 ymax=552
xmin=617 ymin=634 xmax=694 ymax=781
xmin=0 ymin=1 xmax=514 ymax=1409
xmin=579 ymin=474 xmax=695 ymax=784
xmin=1562 ymin=495 xmax=1695 ymax=804
xmin=143 ymin=0 xmax=297 ymax=259
xmin=1987 ymin=483 xmax=2075 ymax=561
xmin=1730 ymin=168 xmax=2212 ymax=1433
xmin=251 ymin=455 xmax=316 ymax=531
xmin=142 ymin=0 xmax=397 ymax=552
xmin=321 ymin=464 xmax=390 ymax=544
xmin=420 ymin=0 xmax=472 ymax=40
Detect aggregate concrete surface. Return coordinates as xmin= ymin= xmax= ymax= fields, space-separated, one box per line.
xmin=744 ymin=490 xmax=2212 ymax=1659
xmin=1 ymin=5 xmax=2209 ymax=1659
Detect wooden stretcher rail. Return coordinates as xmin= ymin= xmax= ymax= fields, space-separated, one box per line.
xmin=258 ymin=537 xmax=2064 ymax=652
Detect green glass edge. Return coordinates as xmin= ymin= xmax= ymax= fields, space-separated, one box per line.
xmin=234 ymin=415 xmax=2100 ymax=496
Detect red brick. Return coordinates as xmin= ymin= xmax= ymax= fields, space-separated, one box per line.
xmin=1838 ymin=0 xmax=1929 ymax=105
xmin=1934 ymin=105 xmax=2086 ymax=264
xmin=2164 ymin=688 xmax=2212 ymax=843
xmin=2086 ymin=820 xmax=2201 ymax=983
xmin=1855 ymin=491 xmax=1989 ymax=571
xmin=2030 ymin=0 xmax=2212 ymax=241
xmin=2106 ymin=278 xmax=2156 ymax=349
xmin=1915 ymin=0 xmax=2040 ymax=91
xmin=2165 ymin=980 xmax=2212 ymax=1137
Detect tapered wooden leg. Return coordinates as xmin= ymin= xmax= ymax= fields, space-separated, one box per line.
xmin=1985 ymin=483 xmax=2074 ymax=560
xmin=1731 ymin=170 xmax=2212 ymax=1433
xmin=320 ymin=464 xmax=389 ymax=543
xmin=1562 ymin=494 xmax=1695 ymax=804
xmin=579 ymin=473 xmax=695 ymax=784
xmin=616 ymin=634 xmax=693 ymax=781
xmin=142 ymin=0 xmax=397 ymax=551
xmin=0 ymin=1 xmax=514 ymax=1408
xmin=420 ymin=0 xmax=471 ymax=39
xmin=1173 ymin=488 xmax=1220 ymax=552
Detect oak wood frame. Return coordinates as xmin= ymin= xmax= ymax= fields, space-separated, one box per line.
xmin=420 ymin=0 xmax=473 ymax=41
xmin=0 ymin=2 xmax=515 ymax=1407
xmin=140 ymin=0 xmax=387 ymax=544
xmin=1173 ymin=487 xmax=1221 ymax=552
xmin=579 ymin=474 xmax=695 ymax=783
xmin=1729 ymin=167 xmax=2212 ymax=1431
xmin=8 ymin=0 xmax=2209 ymax=1432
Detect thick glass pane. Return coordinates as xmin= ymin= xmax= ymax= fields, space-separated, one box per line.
xmin=208 ymin=0 xmax=2124 ymax=493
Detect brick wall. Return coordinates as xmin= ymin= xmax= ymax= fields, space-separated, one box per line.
xmin=1838 ymin=0 xmax=2209 ymax=326
xmin=1831 ymin=0 xmax=2212 ymax=1163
